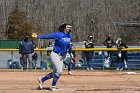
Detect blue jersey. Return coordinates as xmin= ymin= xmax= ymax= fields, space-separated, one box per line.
xmin=37 ymin=32 xmax=72 ymax=55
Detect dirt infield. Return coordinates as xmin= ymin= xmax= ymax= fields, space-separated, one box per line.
xmin=0 ymin=70 xmax=140 ymax=93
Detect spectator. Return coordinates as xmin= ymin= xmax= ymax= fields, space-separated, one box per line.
xmin=103 ymin=35 xmax=115 ymax=68
xmin=19 ymin=36 xmax=36 ymax=70
xmin=116 ymin=38 xmax=128 ymax=70
xmin=84 ymin=35 xmax=95 ymax=70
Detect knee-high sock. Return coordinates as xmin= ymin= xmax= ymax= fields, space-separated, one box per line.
xmin=41 ymin=72 xmax=53 ymax=82
xmin=52 ymin=73 xmax=60 ymax=87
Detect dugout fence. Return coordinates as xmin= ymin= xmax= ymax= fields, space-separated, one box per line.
xmin=0 ymin=48 xmax=140 ymax=70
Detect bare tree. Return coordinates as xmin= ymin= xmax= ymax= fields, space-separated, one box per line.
xmin=0 ymin=0 xmax=140 ymax=45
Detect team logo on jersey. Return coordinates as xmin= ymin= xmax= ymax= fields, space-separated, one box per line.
xmin=62 ymin=38 xmax=71 ymax=42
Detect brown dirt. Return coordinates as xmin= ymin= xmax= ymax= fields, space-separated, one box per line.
xmin=0 ymin=70 xmax=140 ymax=93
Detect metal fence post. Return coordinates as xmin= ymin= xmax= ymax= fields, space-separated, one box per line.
xmin=102 ymin=51 xmax=105 ymax=70
xmin=11 ymin=51 xmax=14 ymax=62
xmin=40 ymin=51 xmax=43 ymax=69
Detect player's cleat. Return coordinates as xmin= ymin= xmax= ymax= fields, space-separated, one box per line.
xmin=38 ymin=77 xmax=43 ymax=90
xmin=51 ymin=86 xmax=56 ymax=91
xmin=68 ymin=71 xmax=73 ymax=75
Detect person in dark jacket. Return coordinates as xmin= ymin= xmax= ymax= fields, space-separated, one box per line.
xmin=84 ymin=35 xmax=95 ymax=70
xmin=104 ymin=35 xmax=115 ymax=68
xmin=19 ymin=36 xmax=36 ymax=70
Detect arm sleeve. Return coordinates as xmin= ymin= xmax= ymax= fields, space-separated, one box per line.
xmin=68 ymin=43 xmax=74 ymax=58
xmin=69 ymin=44 xmax=72 ymax=53
xmin=37 ymin=32 xmax=58 ymax=39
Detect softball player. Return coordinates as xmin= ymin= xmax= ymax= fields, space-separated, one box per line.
xmin=32 ymin=23 xmax=75 ymax=91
